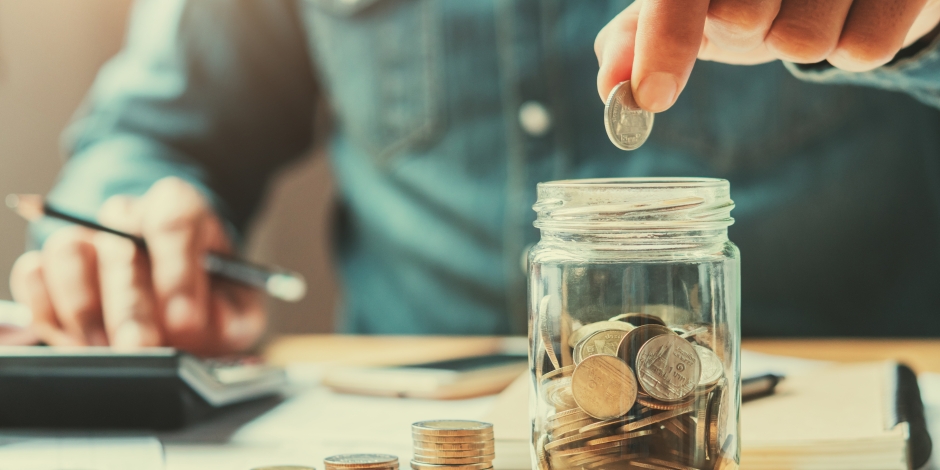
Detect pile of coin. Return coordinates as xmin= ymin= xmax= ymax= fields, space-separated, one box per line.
xmin=411 ymin=420 xmax=495 ymax=470
xmin=324 ymin=454 xmax=399 ymax=470
xmin=535 ymin=310 xmax=736 ymax=470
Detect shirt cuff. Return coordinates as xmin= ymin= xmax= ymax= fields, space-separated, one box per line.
xmin=784 ymin=30 xmax=940 ymax=109
xmin=29 ymin=135 xmax=240 ymax=249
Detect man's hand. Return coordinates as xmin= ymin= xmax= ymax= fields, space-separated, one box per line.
xmin=596 ymin=0 xmax=940 ymax=112
xmin=9 ymin=177 xmax=266 ymax=355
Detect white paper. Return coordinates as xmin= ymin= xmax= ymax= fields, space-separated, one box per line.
xmin=0 ymin=436 xmax=163 ymax=470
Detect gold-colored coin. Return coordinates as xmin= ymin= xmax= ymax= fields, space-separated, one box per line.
xmin=584 ymin=429 xmax=653 ymax=446
xmin=571 ymin=355 xmax=637 ymax=420
xmin=583 ymin=453 xmax=643 ymax=469
xmin=707 ymin=382 xmax=728 ymax=458
xmin=538 ymin=296 xmax=561 ymax=370
xmin=617 ymin=324 xmax=675 ymax=369
xmin=694 ymin=344 xmax=723 ymax=389
xmin=536 ymin=434 xmax=551 ymax=470
xmin=413 ymin=442 xmax=493 ymax=452
xmin=573 ymin=329 xmax=631 ymax=364
xmin=548 ymin=407 xmax=585 ymax=422
xmin=548 ymin=440 xmax=629 ymax=458
xmin=412 ymin=420 xmax=493 ymax=437
xmin=543 ymin=429 xmax=606 ymax=451
xmin=413 ymin=449 xmax=494 ymax=458
xmin=409 ymin=461 xmax=491 ymax=470
xmin=548 ymin=408 xmax=589 ymax=425
xmin=577 ymin=415 xmax=633 ymax=434
xmin=568 ymin=321 xmax=634 ymax=349
xmin=564 ymin=449 xmax=628 ymax=468
xmin=636 ymin=395 xmax=693 ymax=411
xmin=412 ymin=450 xmax=493 ymax=459
xmin=617 ymin=405 xmax=694 ymax=433
xmin=412 ymin=435 xmax=493 ymax=445
xmin=542 ymin=376 xmax=577 ymax=408
xmin=411 ymin=456 xmax=493 ymax=465
xmin=635 ymin=334 xmax=701 ymax=402
xmin=549 ymin=417 xmax=595 ymax=436
xmin=540 ymin=365 xmax=575 ymax=386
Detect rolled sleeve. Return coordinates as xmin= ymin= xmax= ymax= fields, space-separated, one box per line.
xmin=785 ymin=33 xmax=940 ymax=110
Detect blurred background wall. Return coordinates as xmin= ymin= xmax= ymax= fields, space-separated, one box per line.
xmin=0 ymin=0 xmax=338 ymax=336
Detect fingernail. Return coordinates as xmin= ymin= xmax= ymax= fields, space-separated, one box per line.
xmin=166 ymin=296 xmax=200 ymax=330
xmin=112 ymin=322 xmax=144 ymax=349
xmin=636 ymin=72 xmax=679 ymax=112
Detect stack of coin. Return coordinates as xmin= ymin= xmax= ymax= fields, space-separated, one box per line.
xmin=324 ymin=454 xmax=399 ymax=470
xmin=411 ymin=420 xmax=495 ymax=470
xmin=535 ymin=312 xmax=734 ymax=469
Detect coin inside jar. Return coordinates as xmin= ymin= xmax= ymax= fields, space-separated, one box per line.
xmin=617 ymin=324 xmax=675 ymax=369
xmin=609 ymin=313 xmax=666 ymax=328
xmin=567 ymin=320 xmax=634 ymax=348
xmin=573 ymin=328 xmax=631 ymax=364
xmin=694 ymin=344 xmax=724 ymax=389
xmin=570 ymin=355 xmax=637 ymax=420
xmin=635 ymin=334 xmax=702 ymax=402
xmin=604 ymin=81 xmax=654 ymax=151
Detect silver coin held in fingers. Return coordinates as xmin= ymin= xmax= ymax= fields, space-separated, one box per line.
xmin=604 ymin=80 xmax=654 ymax=151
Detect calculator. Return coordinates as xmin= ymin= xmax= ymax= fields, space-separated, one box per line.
xmin=0 ymin=347 xmax=287 ymax=430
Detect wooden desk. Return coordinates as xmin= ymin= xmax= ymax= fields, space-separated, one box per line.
xmin=264 ymin=335 xmax=940 ymax=373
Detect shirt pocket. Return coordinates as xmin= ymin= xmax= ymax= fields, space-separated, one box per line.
xmin=300 ymin=0 xmax=443 ymax=164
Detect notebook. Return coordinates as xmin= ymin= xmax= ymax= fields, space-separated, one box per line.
xmin=485 ymin=360 xmax=932 ymax=470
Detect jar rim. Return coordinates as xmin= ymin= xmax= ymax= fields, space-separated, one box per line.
xmin=534 ymin=177 xmax=734 ymax=237
xmin=539 ymin=177 xmax=727 ymax=189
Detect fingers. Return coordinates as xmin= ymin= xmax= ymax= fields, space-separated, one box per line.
xmin=905 ymin=0 xmax=940 ymax=46
xmin=596 ymin=1 xmax=643 ymax=101
xmin=705 ymin=0 xmax=781 ymax=52
xmin=96 ymin=195 xmax=163 ymax=349
xmin=699 ymin=35 xmax=777 ymax=64
xmin=209 ymin=280 xmax=266 ymax=355
xmin=829 ymin=0 xmax=928 ymax=71
xmin=139 ymin=177 xmax=215 ymax=347
xmin=40 ymin=226 xmax=106 ymax=346
xmin=765 ymin=0 xmax=855 ymax=63
xmin=632 ymin=0 xmax=711 ymax=112
xmin=10 ymin=250 xmax=81 ymax=346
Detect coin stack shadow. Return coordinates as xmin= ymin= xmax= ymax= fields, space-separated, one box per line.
xmin=324 ymin=454 xmax=400 ymax=470
xmin=411 ymin=420 xmax=495 ymax=470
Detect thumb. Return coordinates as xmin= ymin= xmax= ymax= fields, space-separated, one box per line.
xmin=631 ymin=0 xmax=710 ymax=112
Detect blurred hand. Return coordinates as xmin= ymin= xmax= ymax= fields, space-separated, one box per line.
xmin=9 ymin=177 xmax=266 ymax=355
xmin=596 ymin=0 xmax=940 ymax=111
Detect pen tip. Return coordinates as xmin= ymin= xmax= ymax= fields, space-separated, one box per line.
xmin=5 ymin=194 xmax=19 ymax=209
xmin=266 ymin=273 xmax=307 ymax=302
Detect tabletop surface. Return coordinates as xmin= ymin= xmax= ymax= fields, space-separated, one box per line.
xmin=263 ymin=334 xmax=940 ymax=373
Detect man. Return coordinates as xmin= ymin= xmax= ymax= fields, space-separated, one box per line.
xmin=9 ymin=0 xmax=940 ymax=355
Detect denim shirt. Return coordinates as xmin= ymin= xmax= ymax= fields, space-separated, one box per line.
xmin=37 ymin=0 xmax=940 ymax=336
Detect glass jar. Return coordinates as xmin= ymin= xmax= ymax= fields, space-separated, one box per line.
xmin=527 ymin=178 xmax=740 ymax=470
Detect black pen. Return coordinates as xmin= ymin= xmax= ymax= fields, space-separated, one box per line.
xmin=742 ymin=373 xmax=784 ymax=402
xmin=6 ymin=194 xmax=307 ymax=302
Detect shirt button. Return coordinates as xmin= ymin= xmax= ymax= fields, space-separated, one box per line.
xmin=518 ymin=101 xmax=552 ymax=137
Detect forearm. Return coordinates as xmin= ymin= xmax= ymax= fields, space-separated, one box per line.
xmin=31 ymin=0 xmax=319 ymax=248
